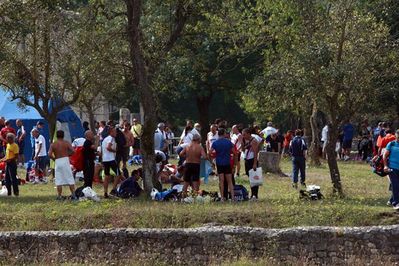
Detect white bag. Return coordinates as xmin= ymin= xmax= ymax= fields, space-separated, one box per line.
xmin=0 ymin=186 xmax=8 ymax=196
xmin=248 ymin=167 xmax=264 ymax=187
xmin=82 ymin=187 xmax=100 ymax=202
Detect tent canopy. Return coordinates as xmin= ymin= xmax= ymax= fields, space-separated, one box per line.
xmin=0 ymin=90 xmax=84 ymax=162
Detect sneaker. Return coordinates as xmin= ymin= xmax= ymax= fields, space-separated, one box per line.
xmin=387 ymin=201 xmax=393 ymax=206
xmin=110 ymin=189 xmax=118 ymax=197
xmin=393 ymin=204 xmax=399 ymax=210
xmin=250 ymin=196 xmax=258 ymax=202
xmin=103 ymin=193 xmax=109 ymax=199
xmin=292 ymin=183 xmax=298 ymax=189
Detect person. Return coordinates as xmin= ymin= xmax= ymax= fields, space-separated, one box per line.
xmin=0 ymin=117 xmax=5 ymax=157
xmin=154 ymin=123 xmax=167 ymax=152
xmin=242 ymin=128 xmax=260 ymax=200
xmin=321 ymin=124 xmax=329 ymax=159
xmin=131 ymin=118 xmax=142 ymax=155
xmin=342 ymin=120 xmax=354 ymax=161
xmin=289 ymin=129 xmax=307 ymax=189
xmin=165 ymin=126 xmax=175 ymax=154
xmin=179 ymin=120 xmax=194 ymax=143
xmin=32 ymin=128 xmax=47 ymax=183
xmin=179 ymin=133 xmax=206 ymax=197
xmin=123 ymin=122 xmax=134 ymax=163
xmin=177 ymin=125 xmax=193 ymax=166
xmin=115 ymin=125 xmax=127 ymax=174
xmin=260 ymin=122 xmax=277 ymax=139
xmin=83 ymin=130 xmax=98 ymax=188
xmin=379 ymin=129 xmax=396 ymax=156
xmin=0 ymin=120 xmax=16 ymax=152
xmin=384 ymin=129 xmax=399 ymax=210
xmin=0 ymin=133 xmax=19 ymax=196
xmin=16 ymin=119 xmax=26 ymax=166
xmin=231 ymin=125 xmax=242 ymax=177
xmin=211 ymin=128 xmax=235 ymax=201
xmin=30 ymin=121 xmax=45 ymax=161
xmin=193 ymin=123 xmax=201 ymax=136
xmin=48 ymin=130 xmax=76 ymax=200
xmin=206 ymin=124 xmax=219 ymax=153
xmin=82 ymin=121 xmax=90 ymax=132
xmin=373 ymin=122 xmax=383 ymax=154
xmin=101 ymin=127 xmax=122 ymax=198
xmin=265 ymin=133 xmax=280 ymax=153
xmin=282 ymin=130 xmax=294 ymax=157
xmin=98 ymin=121 xmax=107 ymax=141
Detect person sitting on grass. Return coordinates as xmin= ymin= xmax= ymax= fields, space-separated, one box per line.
xmin=0 ymin=133 xmax=19 ymax=196
xmin=211 ymin=128 xmax=235 ymax=201
xmin=179 ymin=133 xmax=207 ymax=197
xmin=48 ymin=130 xmax=76 ymax=200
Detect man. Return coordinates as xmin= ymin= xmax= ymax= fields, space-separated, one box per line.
xmin=265 ymin=133 xmax=281 ymax=153
xmin=206 ymin=124 xmax=219 ymax=153
xmin=179 ymin=120 xmax=194 ymax=142
xmin=154 ymin=123 xmax=166 ymax=151
xmin=211 ymin=128 xmax=235 ymax=201
xmin=179 ymin=133 xmax=207 ymax=197
xmin=48 ymin=130 xmax=76 ymax=200
xmin=0 ymin=133 xmax=19 ymax=196
xmin=242 ymin=128 xmax=260 ymax=199
xmin=82 ymin=121 xmax=90 ymax=132
xmin=193 ymin=123 xmax=201 ymax=136
xmin=123 ymin=122 xmax=134 ymax=167
xmin=0 ymin=120 xmax=16 ymax=151
xmin=131 ymin=118 xmax=142 ymax=155
xmin=260 ymin=122 xmax=277 ymax=139
xmin=289 ymin=129 xmax=307 ymax=189
xmin=0 ymin=117 xmax=5 ymax=157
xmin=32 ymin=128 xmax=47 ymax=183
xmin=83 ymin=130 xmax=98 ymax=188
xmin=101 ymin=127 xmax=122 ymax=198
xmin=16 ymin=119 xmax=26 ymax=166
xmin=30 ymin=121 xmax=45 ymax=161
xmin=156 ymin=123 xmax=169 ymax=156
xmin=321 ymin=124 xmax=329 ymax=159
xmin=115 ymin=125 xmax=127 ymax=174
xmin=231 ymin=125 xmax=242 ymax=177
xmin=342 ymin=120 xmax=354 ymax=161
xmin=383 ymin=129 xmax=399 ymax=210
xmin=378 ymin=129 xmax=396 ymax=156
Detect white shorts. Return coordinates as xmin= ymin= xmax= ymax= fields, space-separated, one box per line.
xmin=55 ymin=157 xmax=75 ymax=186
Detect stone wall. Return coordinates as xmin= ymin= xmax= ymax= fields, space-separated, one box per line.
xmin=0 ymin=225 xmax=399 ymax=264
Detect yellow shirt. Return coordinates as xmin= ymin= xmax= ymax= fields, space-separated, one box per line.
xmin=6 ymin=143 xmax=19 ymax=160
xmin=131 ymin=124 xmax=143 ymax=138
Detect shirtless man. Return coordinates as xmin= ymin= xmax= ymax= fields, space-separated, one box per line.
xmin=48 ymin=130 xmax=76 ymax=200
xmin=123 ymin=122 xmax=134 ymax=168
xmin=179 ymin=133 xmax=207 ymax=196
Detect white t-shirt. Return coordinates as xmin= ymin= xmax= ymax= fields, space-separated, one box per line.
xmin=231 ymin=133 xmax=242 ymax=150
xmin=154 ymin=130 xmax=165 ymax=150
xmin=321 ymin=126 xmax=329 ymax=142
xmin=35 ymin=135 xmax=47 ymax=157
xmin=260 ymin=126 xmax=277 ymax=138
xmin=180 ymin=132 xmax=193 ymax=148
xmin=207 ymin=132 xmax=219 ymax=146
xmin=102 ymin=135 xmax=116 ymax=162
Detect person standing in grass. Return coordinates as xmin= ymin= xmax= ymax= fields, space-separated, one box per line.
xmin=384 ymin=129 xmax=399 ymax=210
xmin=0 ymin=133 xmax=19 ymax=196
xmin=289 ymin=129 xmax=307 ymax=189
xmin=242 ymin=128 xmax=260 ymax=200
xmin=83 ymin=130 xmax=98 ymax=188
xmin=48 ymin=130 xmax=76 ymax=200
xmin=211 ymin=128 xmax=235 ymax=201
xmin=179 ymin=133 xmax=206 ymax=197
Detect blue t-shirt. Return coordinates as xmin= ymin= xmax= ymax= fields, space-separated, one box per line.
xmin=212 ymin=138 xmax=233 ymax=166
xmin=343 ymin=123 xmax=354 ymax=141
xmin=387 ymin=141 xmax=399 ymax=170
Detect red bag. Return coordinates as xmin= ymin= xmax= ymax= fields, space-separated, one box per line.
xmin=70 ymin=146 xmax=84 ymax=171
xmin=0 ymin=162 xmax=5 ymax=171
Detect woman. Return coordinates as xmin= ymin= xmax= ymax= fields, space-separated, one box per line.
xmin=242 ymin=128 xmax=260 ymax=200
xmin=0 ymin=133 xmax=19 ymax=196
xmin=177 ymin=125 xmax=193 ymax=166
xmin=384 ymin=129 xmax=399 ymax=210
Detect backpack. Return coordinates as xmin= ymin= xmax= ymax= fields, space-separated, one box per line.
xmin=233 ymin=185 xmax=249 ymax=201
xmin=70 ymin=146 xmax=84 ymax=171
xmin=371 ymin=154 xmax=388 ymax=177
xmin=299 ymin=185 xmax=323 ymax=200
xmin=117 ymin=177 xmax=142 ymax=198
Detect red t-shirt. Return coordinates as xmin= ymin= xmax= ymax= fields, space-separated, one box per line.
xmin=1 ymin=127 xmax=16 ymax=146
xmin=381 ymin=134 xmax=396 ymax=149
xmin=283 ymin=133 xmax=293 ymax=148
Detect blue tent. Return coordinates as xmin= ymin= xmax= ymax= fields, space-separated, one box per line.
xmin=0 ymin=90 xmax=84 ymax=162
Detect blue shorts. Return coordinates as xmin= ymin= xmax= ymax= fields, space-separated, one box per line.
xmin=342 ymin=139 xmax=353 ymax=149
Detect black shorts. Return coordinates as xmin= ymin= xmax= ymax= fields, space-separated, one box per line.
xmin=116 ymin=149 xmax=128 ymax=164
xmin=133 ymin=138 xmax=141 ymax=149
xmin=35 ymin=156 xmax=47 ymax=172
xmin=217 ymin=164 xmax=232 ymax=175
xmin=184 ymin=163 xmax=200 ymax=182
xmin=342 ymin=139 xmax=352 ymax=149
xmin=18 ymin=141 xmax=25 ymax=155
xmin=102 ymin=160 xmax=120 ymax=176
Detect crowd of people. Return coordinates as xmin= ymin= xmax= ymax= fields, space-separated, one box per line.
xmin=0 ymin=115 xmax=399 ymax=208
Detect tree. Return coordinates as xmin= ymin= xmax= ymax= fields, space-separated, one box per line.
xmin=0 ymin=0 xmax=95 ymax=138
xmin=242 ymin=0 xmax=394 ymax=195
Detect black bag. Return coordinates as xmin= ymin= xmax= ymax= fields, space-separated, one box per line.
xmin=371 ymin=155 xmax=388 ymax=177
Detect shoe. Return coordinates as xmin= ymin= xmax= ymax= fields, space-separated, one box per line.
xmin=250 ymin=196 xmax=258 ymax=202
xmin=387 ymin=201 xmax=393 ymax=206
xmin=301 ymin=183 xmax=307 ymax=188
xmin=110 ymin=189 xmax=118 ymax=197
xmin=393 ymin=204 xmax=399 ymax=210
xmin=70 ymin=194 xmax=78 ymax=201
xmin=104 ymin=193 xmax=109 ymax=199
xmin=56 ymin=195 xmax=65 ymax=201
xmin=292 ymin=183 xmax=298 ymax=189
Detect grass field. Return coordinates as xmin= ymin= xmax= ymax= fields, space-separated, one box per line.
xmin=1 ymin=158 xmax=398 ymax=231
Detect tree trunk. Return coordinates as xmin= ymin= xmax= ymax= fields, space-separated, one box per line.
xmin=47 ymin=113 xmax=57 ymax=143
xmin=87 ymin=106 xmax=96 ymax=134
xmin=325 ymin=123 xmax=343 ymax=195
xmin=196 ymin=93 xmax=212 ymax=145
xmin=125 ymin=0 xmax=157 ymax=193
xmin=309 ymin=101 xmax=321 ymax=166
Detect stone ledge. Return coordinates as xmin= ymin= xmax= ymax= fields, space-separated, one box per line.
xmin=1 ymin=225 xmax=398 ymax=264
